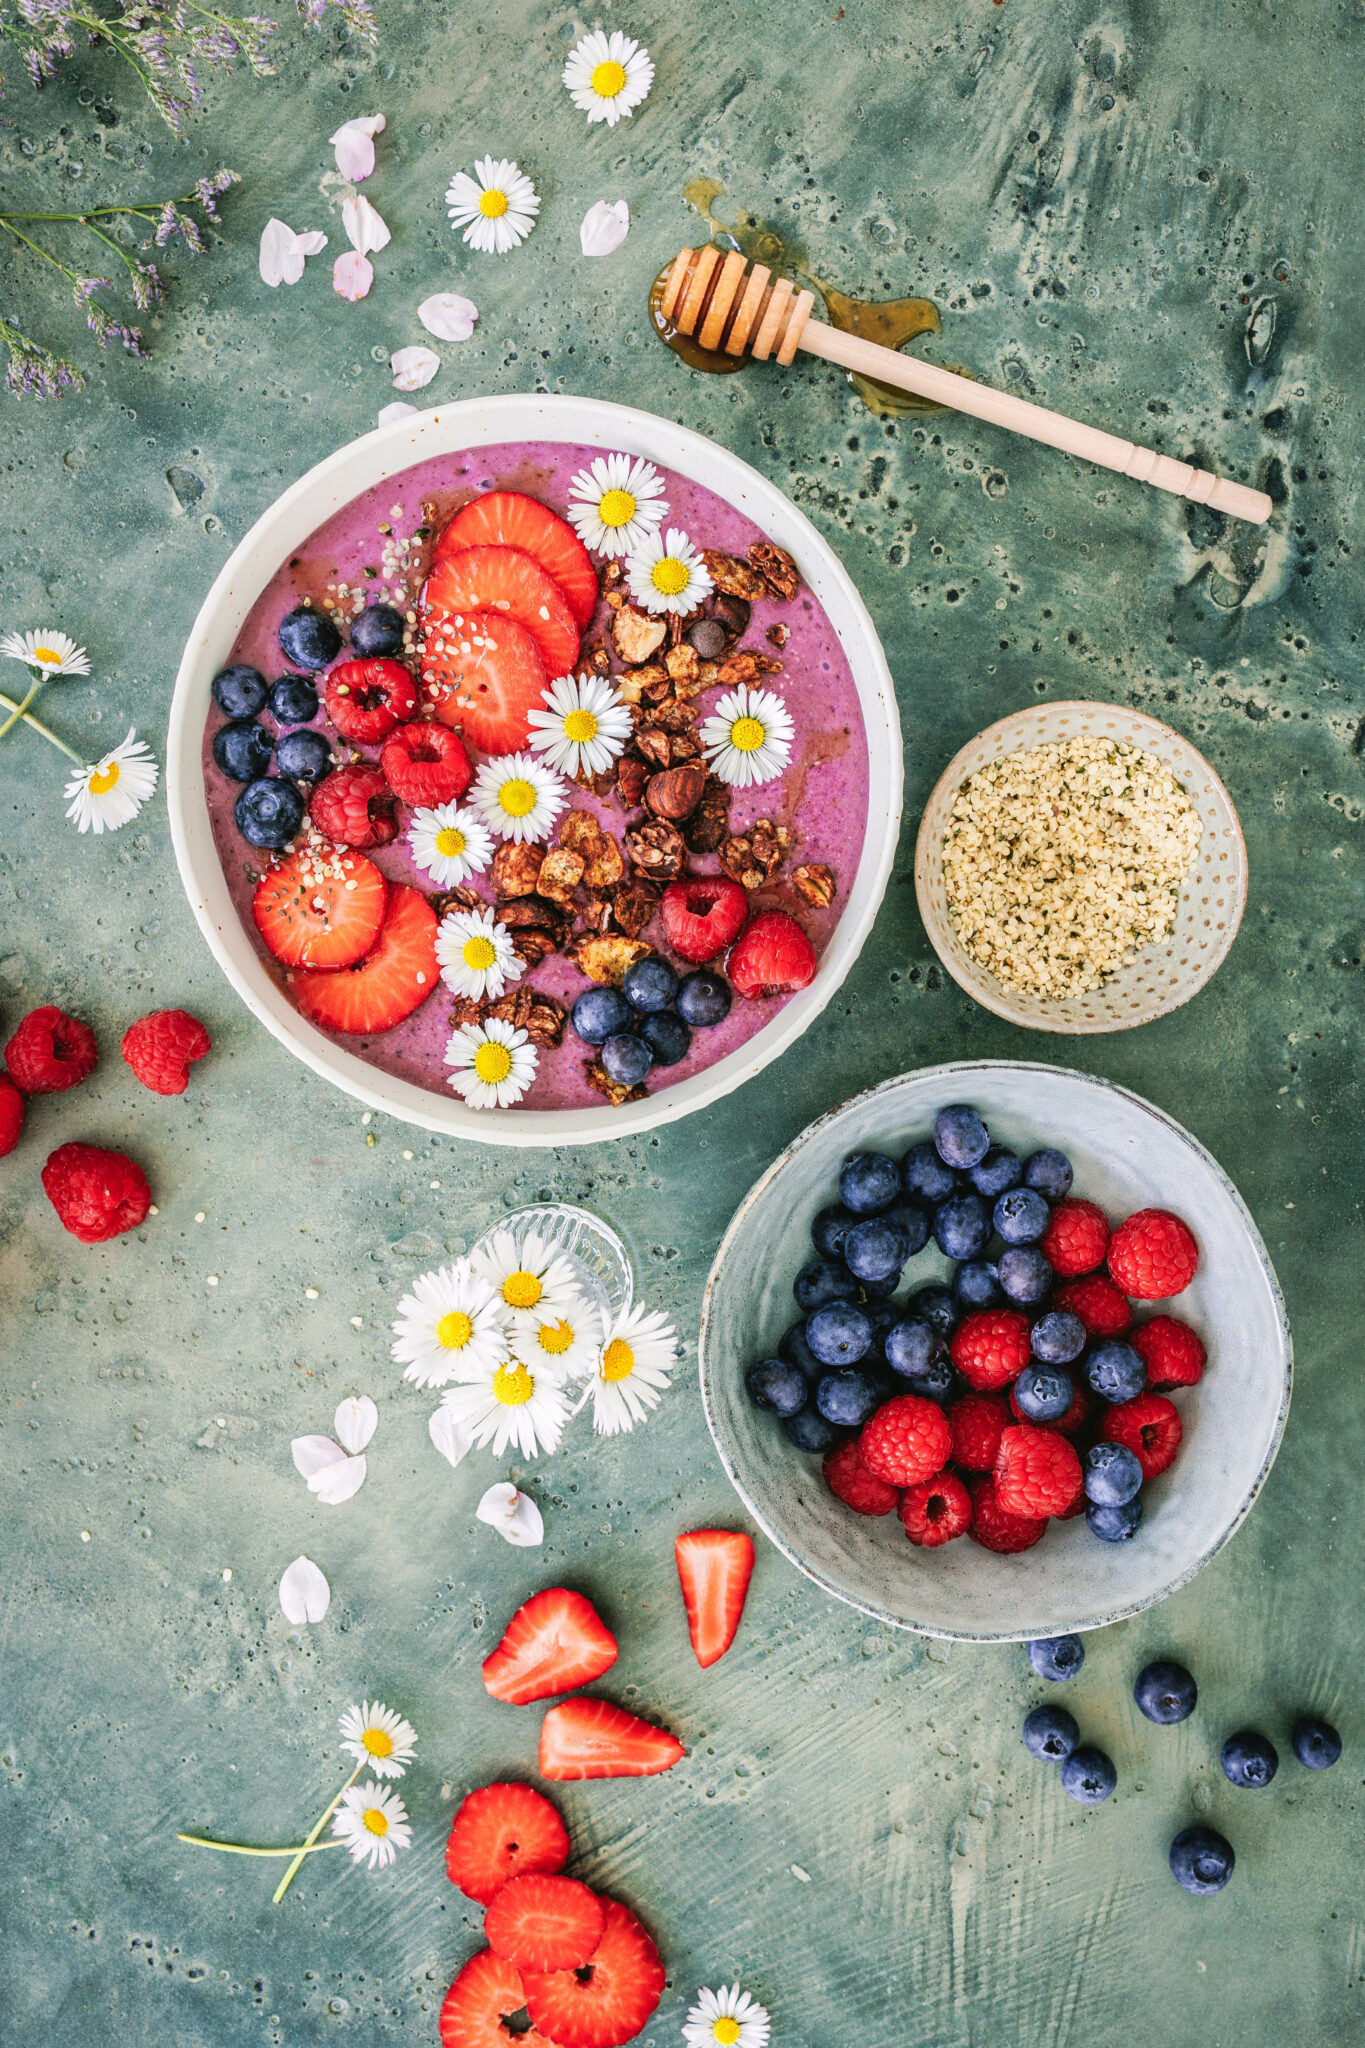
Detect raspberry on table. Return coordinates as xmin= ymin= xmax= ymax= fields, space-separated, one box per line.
xmin=1102 ymin=1391 xmax=1183 ymax=1479
xmin=899 ymin=1469 xmax=972 ymax=1547
xmin=967 ymin=1473 xmax=1047 ymax=1554
xmin=1107 ymin=1208 xmax=1198 ymax=1298
xmin=1041 ymin=1198 xmax=1110 ymax=1278
xmin=859 ymin=1394 xmax=952 ymax=1488
xmin=949 ymin=1309 xmax=1032 ymax=1390
xmin=121 ymin=1009 xmax=211 ymax=1096
xmin=821 ymin=1437 xmax=900 ymax=1517
xmin=5 ymin=1005 xmax=98 ymax=1094
xmin=947 ymin=1391 xmax=1009 ymax=1472
xmin=995 ymin=1423 xmax=1083 ymax=1519
xmin=1130 ymin=1314 xmax=1206 ymax=1389
xmin=0 ymin=1073 xmax=24 ymax=1156
xmin=1055 ymin=1273 xmax=1133 ymax=1339
xmin=41 ymin=1141 xmax=151 ymax=1243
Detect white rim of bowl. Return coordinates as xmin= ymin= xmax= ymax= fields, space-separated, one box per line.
xmin=168 ymin=394 xmax=903 ymax=1146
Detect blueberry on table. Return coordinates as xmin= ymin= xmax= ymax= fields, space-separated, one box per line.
xmin=933 ymin=1192 xmax=990 ymax=1261
xmin=601 ymin=1032 xmax=653 ymax=1087
xmin=1086 ymin=1339 xmax=1147 ymax=1404
xmin=211 ymin=662 xmax=269 ymax=719
xmin=1023 ymin=1705 xmax=1080 ymax=1763
xmin=234 ymin=776 xmax=304 ymax=849
xmin=675 ymin=968 xmax=732 ymax=1027
xmin=1028 ymin=1634 xmax=1085 ymax=1683
xmin=905 ymin=1283 xmax=959 ymax=1335
xmin=902 ymin=1139 xmax=957 ymax=1205
xmin=1134 ymin=1659 xmax=1197 ymax=1724
xmin=782 ymin=1406 xmax=837 ymax=1453
xmin=952 ymin=1259 xmax=1002 ymax=1310
xmin=349 ymin=602 xmax=406 ymax=658
xmin=1014 ymin=1363 xmax=1075 ymax=1424
xmin=1061 ymin=1745 xmax=1116 ymax=1804
xmin=998 ymin=1246 xmax=1053 ymax=1307
xmin=1221 ymin=1730 xmax=1278 ymax=1789
xmin=278 ymin=604 xmax=342 ymax=671
xmin=1031 ymin=1310 xmax=1086 ymax=1364
xmin=793 ymin=1257 xmax=859 ymax=1313
xmin=213 ymin=718 xmax=273 ymax=781
xmin=623 ymin=955 xmax=678 ymax=1013
xmin=746 ymin=1358 xmax=808 ymax=1417
xmin=815 ymin=1368 xmax=880 ymax=1427
xmin=1169 ymin=1825 xmax=1235 ymax=1895
xmin=994 ymin=1186 xmax=1051 ymax=1245
xmin=1024 ymin=1147 xmax=1073 ymax=1199
xmin=269 ymin=674 xmax=320 ymax=725
xmin=275 ymin=728 xmax=333 ymax=783
xmin=1084 ymin=1441 xmax=1143 ymax=1505
xmin=638 ymin=1010 xmax=690 ymax=1066
xmin=778 ymin=1321 xmax=822 ymax=1379
xmin=933 ymin=1103 xmax=989 ymax=1169
xmin=1086 ymin=1498 xmax=1143 ymax=1542
xmin=844 ymin=1215 xmax=908 ymax=1285
xmin=884 ymin=1318 xmax=944 ymax=1379
xmin=838 ymin=1151 xmax=901 ymax=1214
xmin=811 ymin=1203 xmax=857 ymax=1260
xmin=571 ymin=986 xmax=634 ymax=1045
xmin=1292 ymin=1717 xmax=1342 ymax=1770
xmin=805 ymin=1301 xmax=872 ymax=1366
xmin=970 ymin=1146 xmax=1022 ymax=1198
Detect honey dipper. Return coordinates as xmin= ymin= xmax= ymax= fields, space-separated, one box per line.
xmin=659 ymin=245 xmax=1272 ymax=526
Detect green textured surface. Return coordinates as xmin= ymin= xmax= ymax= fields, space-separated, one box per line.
xmin=1 ymin=1 xmax=1362 ymax=2042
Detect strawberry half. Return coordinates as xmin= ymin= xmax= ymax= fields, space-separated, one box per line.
xmin=425 ymin=609 xmax=550 ymax=756
xmin=424 ymin=544 xmax=581 ymax=680
xmin=674 ymin=1529 xmax=755 ymax=1669
xmin=660 ymin=876 xmax=748 ymax=964
xmin=485 ymin=1874 xmax=606 ymax=1974
xmin=538 ymin=1698 xmax=684 ymax=1781
xmin=727 ymin=909 xmax=817 ymax=999
xmin=379 ymin=720 xmax=473 ymax=807
xmin=444 ymin=1781 xmax=570 ymax=1904
xmin=325 ymin=657 xmax=418 ymax=743
xmin=252 ymin=844 xmax=387 ymax=969
xmin=521 ymin=1899 xmax=665 ymax=2048
xmin=290 ymin=883 xmax=437 ymax=1035
xmin=439 ymin=1949 xmax=556 ymax=2048
xmin=482 ymin=1587 xmax=619 ymax=1706
xmin=435 ymin=491 xmax=599 ymax=631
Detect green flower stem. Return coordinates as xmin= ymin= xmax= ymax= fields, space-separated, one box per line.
xmin=0 ymin=690 xmax=82 ymax=762
xmin=0 ymin=676 xmax=45 ymax=743
xmin=272 ymin=1762 xmax=363 ymax=1905
xmin=176 ymin=1833 xmax=347 ymax=1857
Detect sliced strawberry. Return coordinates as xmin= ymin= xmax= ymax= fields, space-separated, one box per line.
xmin=728 ymin=909 xmax=817 ymax=999
xmin=444 ymin=1781 xmax=570 ymax=1904
xmin=425 ymin=609 xmax=550 ymax=756
xmin=436 ymin=491 xmax=599 ymax=631
xmin=424 ymin=544 xmax=581 ymax=679
xmin=379 ymin=720 xmax=473 ymax=806
xmin=325 ymin=656 xmax=418 ymax=742
xmin=252 ymin=843 xmax=387 ymax=969
xmin=309 ymin=764 xmax=399 ymax=850
xmin=674 ymin=1529 xmax=755 ymax=1669
xmin=290 ymin=883 xmax=437 ymax=1035
xmin=538 ymin=1698 xmax=684 ymax=1781
xmin=439 ymin=1949 xmax=556 ymax=2048
xmin=482 ymin=1587 xmax=618 ymax=1706
xmin=660 ymin=876 xmax=749 ymax=965
xmin=485 ymin=1874 xmax=607 ymax=1974
xmin=521 ymin=1899 xmax=665 ymax=2048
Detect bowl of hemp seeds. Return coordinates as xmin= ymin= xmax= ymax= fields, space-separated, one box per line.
xmin=914 ymin=702 xmax=1247 ymax=1033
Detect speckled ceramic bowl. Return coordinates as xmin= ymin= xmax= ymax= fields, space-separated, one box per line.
xmin=914 ymin=701 xmax=1248 ymax=1033
xmin=698 ymin=1061 xmax=1290 ymax=1640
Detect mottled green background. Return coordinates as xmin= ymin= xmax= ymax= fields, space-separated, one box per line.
xmin=1 ymin=1 xmax=1362 ymax=2042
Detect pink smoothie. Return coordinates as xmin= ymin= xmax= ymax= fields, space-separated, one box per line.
xmin=203 ymin=440 xmax=871 ymax=1111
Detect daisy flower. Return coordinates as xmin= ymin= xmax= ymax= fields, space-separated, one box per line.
xmin=700 ymin=686 xmax=795 ymax=790
xmin=626 ymin=528 xmax=714 ymax=617
xmin=408 ymin=801 xmax=494 ymax=886
xmin=510 ymin=1297 xmax=602 ymax=1385
xmin=567 ymin=452 xmax=668 ymax=558
xmin=446 ymin=157 xmax=540 ymax=256
xmin=0 ymin=627 xmax=90 ymax=677
xmin=526 ymin=673 xmax=633 ymax=778
xmin=473 ymin=1227 xmax=582 ymax=1326
xmin=331 ymin=1782 xmax=412 ymax=1871
xmin=471 ymin=752 xmax=566 ymax=844
xmin=339 ymin=1700 xmax=417 ymax=1781
xmin=391 ymin=1257 xmax=508 ymax=1389
xmin=562 ymin=28 xmax=654 ymax=126
xmin=64 ymin=728 xmax=159 ymax=834
xmin=582 ymin=1302 xmax=677 ymax=1436
xmin=446 ymin=1016 xmax=539 ymax=1110
xmin=438 ymin=1352 xmax=571 ymax=1460
xmin=435 ymin=905 xmax=524 ymax=1002
xmin=683 ymin=1985 xmax=772 ymax=2048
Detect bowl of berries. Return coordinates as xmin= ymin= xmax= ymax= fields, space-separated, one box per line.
xmin=698 ymin=1061 xmax=1291 ymax=1639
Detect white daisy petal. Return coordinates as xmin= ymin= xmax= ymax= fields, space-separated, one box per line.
xmin=525 ymin=672 xmax=633 ymax=778
xmin=63 ymin=727 xmax=157 ymax=835
xmin=378 ymin=401 xmax=419 ymax=428
xmin=626 ymin=527 xmax=714 ymax=617
xmin=330 ymin=112 xmax=385 ymax=183
xmin=331 ymin=1782 xmax=412 ymax=1870
xmin=585 ymin=1301 xmax=677 ymax=1436
xmin=308 ymin=1453 xmax=368 ymax=1505
xmin=292 ymin=1434 xmax=346 ymax=1480
xmin=0 ymin=627 xmax=90 ymax=677
xmin=391 ymin=1257 xmax=508 ymax=1389
xmin=682 ymin=1984 xmax=772 ymax=2048
xmin=472 ymin=1229 xmax=583 ymax=1326
xmin=429 ymin=1403 xmax=475 ymax=1467
xmin=470 ymin=751 xmax=566 ymax=845
xmin=445 ymin=1018 xmax=539 ymax=1110
xmin=408 ymin=801 xmax=494 ymax=887
xmin=418 ymin=292 xmax=479 ymax=341
xmin=567 ymin=452 xmax=668 ymax=558
xmin=390 ymin=345 xmax=440 ymax=392
xmin=700 ymin=684 xmax=795 ymax=789
xmin=278 ymin=1554 xmax=330 ymax=1625
xmin=562 ymin=29 xmax=654 ymax=125
xmin=332 ymin=251 xmax=373 ymax=301
xmin=259 ymin=218 xmax=326 ymax=287
xmin=579 ymin=199 xmax=630 ymax=257
xmin=476 ymin=1481 xmax=545 ymax=1547
xmin=438 ymin=1352 xmax=569 ymax=1460
xmin=333 ymin=1395 xmax=378 ymax=1456
xmin=339 ymin=1698 xmax=417 ymax=1779
xmin=445 ymin=156 xmax=540 ymax=256
xmin=435 ymin=905 xmax=524 ymax=1002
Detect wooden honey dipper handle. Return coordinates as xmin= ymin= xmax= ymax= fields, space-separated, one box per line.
xmin=660 ymin=247 xmax=1272 ymax=526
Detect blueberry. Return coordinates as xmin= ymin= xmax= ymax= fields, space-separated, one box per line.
xmin=1084 ymin=1441 xmax=1143 ymax=1506
xmin=902 ymin=1355 xmax=956 ymax=1403
xmin=998 ymin=1246 xmax=1054 ymax=1307
xmin=1023 ymin=1705 xmax=1080 ymax=1763
xmin=782 ymin=1405 xmax=837 ymax=1452
xmin=1086 ymin=1340 xmax=1146 ymax=1404
xmin=268 ymin=674 xmax=320 ymax=725
xmin=793 ymin=1258 xmax=859 ymax=1314
xmin=601 ymin=1033 xmax=653 ymax=1086
xmin=777 ymin=1322 xmax=822 ymax=1380
xmin=844 ymin=1216 xmax=908 ymax=1285
xmin=1031 ymin=1310 xmax=1086 ymax=1364
xmin=811 ymin=1203 xmax=857 ymax=1261
xmin=969 ymin=1146 xmax=1022 ymax=1198
xmin=274 ymin=728 xmax=333 ymax=782
xmin=805 ymin=1301 xmax=872 ymax=1367
xmin=902 ymin=1140 xmax=957 ymax=1205
xmin=883 ymin=1200 xmax=929 ymax=1258
xmin=859 ymin=1272 xmax=902 ymax=1299
xmin=1169 ymin=1825 xmax=1235 ymax=1895
xmin=933 ymin=1103 xmax=989 ymax=1169
xmin=906 ymin=1284 xmax=959 ymax=1336
xmin=933 ymin=1192 xmax=990 ymax=1261
xmin=952 ymin=1259 xmax=1002 ymax=1310
xmin=1028 ymin=1634 xmax=1085 ymax=1683
xmin=1086 ymin=1498 xmax=1143 ymax=1541
xmin=1014 ymin=1363 xmax=1075 ymax=1424
xmin=212 ymin=662 xmax=269 ymax=719
xmin=234 ymin=776 xmax=305 ymax=849
xmin=623 ymin=955 xmax=678 ymax=1013
xmin=839 ymin=1152 xmax=901 ymax=1214
xmin=675 ymin=968 xmax=732 ymax=1027
xmin=746 ymin=1357 xmax=808 ymax=1417
xmin=278 ymin=604 xmax=341 ymax=671
xmin=1024 ymin=1147 xmax=1073 ymax=1200
xmin=1061 ymin=1745 xmax=1116 ymax=1804
xmin=1292 ymin=1717 xmax=1342 ymax=1770
xmin=1134 ymin=1659 xmax=1197 ymax=1724
xmin=571 ymin=986 xmax=634 ymax=1045
xmin=1221 ymin=1730 xmax=1278 ymax=1789
xmin=816 ymin=1368 xmax=880 ymax=1427
xmin=349 ymin=602 xmax=405 ymax=658
xmin=213 ymin=718 xmax=274 ymax=781
xmin=994 ymin=1186 xmax=1050 ymax=1245
xmin=638 ymin=1010 xmax=691 ymax=1066
xmin=884 ymin=1319 xmax=944 ymax=1379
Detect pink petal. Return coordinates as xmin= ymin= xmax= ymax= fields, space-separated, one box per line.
xmin=378 ymin=401 xmax=419 ymax=427
xmin=342 ymin=192 xmax=391 ymax=257
xmin=418 ymin=292 xmax=479 ymax=341
xmin=330 ymin=112 xmax=386 ymax=183
xmin=579 ymin=199 xmax=630 ymax=258
xmin=390 ymin=345 xmax=440 ymax=391
xmin=279 ymin=1555 xmax=331 ymax=1625
xmin=333 ymin=251 xmax=374 ymax=301
xmin=292 ymin=1433 xmax=345 ymax=1479
xmin=334 ymin=1395 xmax=378 ymax=1455
xmin=260 ymin=217 xmax=304 ymax=287
xmin=308 ymin=1454 xmax=367 ymax=1505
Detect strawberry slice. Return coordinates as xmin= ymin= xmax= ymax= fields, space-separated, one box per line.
xmin=522 ymin=1899 xmax=664 ymax=2048
xmin=252 ymin=844 xmax=386 ymax=969
xmin=482 ymin=1587 xmax=618 ymax=1707
xmin=728 ymin=908 xmax=817 ymax=999
xmin=674 ymin=1529 xmax=756 ymax=1669
xmin=425 ymin=609 xmax=550 ymax=756
xmin=439 ymin=1949 xmax=556 ymax=2048
xmin=424 ymin=544 xmax=581 ymax=680
xmin=485 ymin=1874 xmax=606 ymax=1973
xmin=435 ymin=492 xmax=599 ymax=631
xmin=538 ymin=1698 xmax=684 ymax=1781
xmin=290 ymin=883 xmax=437 ymax=1035
xmin=660 ymin=876 xmax=749 ymax=965
xmin=444 ymin=1781 xmax=570 ymax=1904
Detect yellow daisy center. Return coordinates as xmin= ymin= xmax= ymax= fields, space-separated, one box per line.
xmin=362 ymin=1727 xmax=394 ymax=1757
xmin=713 ymin=2023 xmax=742 ymax=2047
xmin=436 ymin=1309 xmax=474 ymax=1351
xmin=730 ymin=716 xmax=765 ymax=753
xmin=463 ymin=934 xmax=498 ymax=971
xmin=493 ymin=1362 xmax=534 ymax=1406
xmin=435 ymin=826 xmax=465 ymax=857
xmin=651 ymin=558 xmax=690 ymax=597
xmin=473 ymin=1041 xmax=513 ymax=1085
xmin=88 ymin=762 xmax=121 ymax=795
xmin=591 ymin=58 xmax=628 ymax=97
xmin=598 ymin=488 xmax=636 ymax=529
xmin=537 ymin=1319 xmax=574 ymax=1356
xmin=362 ymin=1806 xmax=389 ymax=1837
xmin=498 ymin=777 xmax=536 ymax=818
xmin=34 ymin=646 xmax=62 ymax=666
xmin=479 ymin=187 xmax=509 ymax=219
xmin=502 ymin=1268 xmax=542 ymax=1310
xmin=562 ymin=707 xmax=598 ymax=743
xmin=601 ymin=1338 xmax=635 ymax=1382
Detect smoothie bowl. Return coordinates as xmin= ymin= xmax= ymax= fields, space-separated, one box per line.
xmin=168 ymin=396 xmax=902 ymax=1143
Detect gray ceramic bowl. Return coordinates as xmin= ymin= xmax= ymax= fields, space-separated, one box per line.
xmin=698 ymin=1061 xmax=1291 ymax=1640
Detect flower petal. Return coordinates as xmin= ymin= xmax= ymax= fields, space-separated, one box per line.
xmin=378 ymin=401 xmax=419 ymax=427
xmin=295 ymin=230 xmax=329 ymax=257
xmin=428 ymin=1404 xmax=473 ymax=1468
xmin=342 ymin=192 xmax=391 ymax=257
xmin=333 ymin=250 xmax=374 ymax=301
xmin=391 ymin=344 xmax=440 ymax=391
xmin=579 ymin=199 xmax=630 ymax=258
xmin=418 ymin=292 xmax=479 ymax=341
xmin=330 ymin=112 xmax=386 ymax=182
xmin=292 ymin=1433 xmax=346 ymax=1480
xmin=308 ymin=1454 xmax=368 ymax=1505
xmin=475 ymin=1482 xmax=545 ymax=1547
xmin=260 ymin=217 xmax=304 ymax=287
xmin=279 ymin=1554 xmax=331 ymax=1625
xmin=334 ymin=1395 xmax=378 ymax=1455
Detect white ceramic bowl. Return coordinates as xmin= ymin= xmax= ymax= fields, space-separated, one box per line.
xmin=914 ymin=701 xmax=1248 ymax=1032
xmin=167 ymin=394 xmax=903 ymax=1146
xmin=698 ymin=1060 xmax=1290 ymax=1640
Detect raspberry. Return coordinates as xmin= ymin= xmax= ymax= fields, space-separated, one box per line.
xmin=1009 ymin=1378 xmax=1089 ymax=1437
xmin=0 ymin=1072 xmax=24 ymax=1155
xmin=967 ymin=1474 xmax=1047 ymax=1554
xmin=1131 ymin=1314 xmax=1206 ymax=1389
xmin=41 ymin=1141 xmax=151 ymax=1243
xmin=726 ymin=909 xmax=817 ymax=1000
xmin=1107 ymin=1209 xmax=1199 ymax=1299
xmin=947 ymin=1391 xmax=1009 ymax=1472
xmin=379 ymin=720 xmax=472 ymax=806
xmin=1055 ymin=1273 xmax=1132 ymax=1340
xmin=309 ymin=764 xmax=398 ymax=850
xmin=949 ymin=1310 xmax=1031 ymax=1391
xmin=822 ymin=1438 xmax=900 ymax=1517
xmin=899 ymin=1469 xmax=972 ymax=1548
xmin=325 ymin=656 xmax=418 ymax=743
xmin=1102 ymin=1391 xmax=1183 ymax=1479
xmin=994 ymin=1423 xmax=1083 ymax=1518
xmin=660 ymin=876 xmax=748 ymax=965
xmin=121 ymin=1009 xmax=211 ymax=1095
xmin=1041 ymin=1198 xmax=1110 ymax=1278
xmin=5 ymin=1005 xmax=98 ymax=1094
xmin=858 ymin=1394 xmax=952 ymax=1488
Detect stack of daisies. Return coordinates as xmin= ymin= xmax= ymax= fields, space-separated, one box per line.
xmin=392 ymin=1228 xmax=677 ymax=1455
